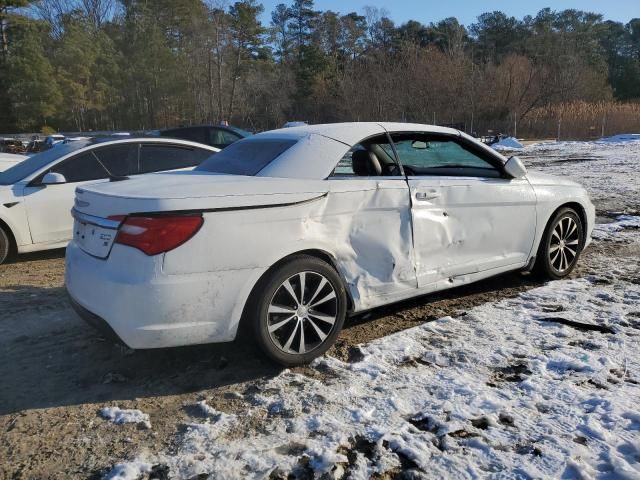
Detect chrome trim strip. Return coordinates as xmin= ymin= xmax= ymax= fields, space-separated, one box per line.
xmin=71 ymin=208 xmax=121 ymax=229
xmin=129 ymin=192 xmax=329 ymax=217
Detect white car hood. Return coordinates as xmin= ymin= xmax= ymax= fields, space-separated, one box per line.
xmin=526 ymin=171 xmax=582 ymax=188
xmin=74 ymin=171 xmax=329 ymax=218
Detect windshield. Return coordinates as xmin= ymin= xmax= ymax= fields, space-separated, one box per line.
xmin=195 ymin=138 xmax=297 ymax=176
xmin=0 ymin=140 xmax=91 ymax=185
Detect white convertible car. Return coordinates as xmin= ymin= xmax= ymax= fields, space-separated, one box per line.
xmin=65 ymin=123 xmax=595 ymax=365
xmin=0 ymin=137 xmax=219 ymax=264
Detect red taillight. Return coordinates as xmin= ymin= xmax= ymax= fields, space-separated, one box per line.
xmin=113 ymin=215 xmax=203 ymax=256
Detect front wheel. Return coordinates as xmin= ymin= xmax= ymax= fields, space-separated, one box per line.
xmin=250 ymin=256 xmax=347 ymax=366
xmin=533 ymin=207 xmax=584 ymax=280
xmin=0 ymin=227 xmax=13 ymax=265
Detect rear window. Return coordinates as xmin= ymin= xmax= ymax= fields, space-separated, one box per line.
xmin=195 ymin=138 xmax=297 ymax=176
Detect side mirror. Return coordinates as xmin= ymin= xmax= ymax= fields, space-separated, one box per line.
xmin=42 ymin=172 xmax=67 ymax=185
xmin=503 ymin=156 xmax=527 ymax=179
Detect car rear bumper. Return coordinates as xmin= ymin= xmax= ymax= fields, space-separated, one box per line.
xmin=65 ymin=241 xmax=261 ymax=349
xmin=67 ymin=293 xmax=126 ymax=346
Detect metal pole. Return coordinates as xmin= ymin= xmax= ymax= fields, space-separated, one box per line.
xmin=557 ymin=118 xmax=561 ymax=141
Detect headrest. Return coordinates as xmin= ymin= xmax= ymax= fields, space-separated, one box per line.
xmin=352 ymin=149 xmax=382 ymax=176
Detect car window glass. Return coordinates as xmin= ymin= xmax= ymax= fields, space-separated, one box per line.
xmin=162 ymin=127 xmax=206 ymax=144
xmin=140 ymin=145 xmax=210 ymax=174
xmin=196 ymin=139 xmax=296 ymax=176
xmin=0 ymin=140 xmax=91 ymax=185
xmin=220 ymin=130 xmax=240 ymax=144
xmin=331 ymin=135 xmax=400 ymax=177
xmin=333 ymin=145 xmax=364 ymax=176
xmin=50 ymin=153 xmax=108 ymax=183
xmin=209 ymin=129 xmax=240 ymax=146
xmin=93 ymin=145 xmax=138 ymax=176
xmin=392 ymin=135 xmax=498 ymax=175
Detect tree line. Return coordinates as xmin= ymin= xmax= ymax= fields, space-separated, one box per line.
xmin=1 ymin=0 xmax=639 ymax=138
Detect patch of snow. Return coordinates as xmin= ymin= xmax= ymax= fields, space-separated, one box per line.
xmin=100 ymin=407 xmax=151 ymax=429
xmin=520 ymin=138 xmax=640 ymax=213
xmin=193 ymin=400 xmax=236 ymax=426
xmin=597 ymin=133 xmax=640 ymax=144
xmin=491 ymin=137 xmax=523 ymax=150
xmin=103 ymin=461 xmax=152 ymax=480
xmin=592 ymin=215 xmax=640 ymax=241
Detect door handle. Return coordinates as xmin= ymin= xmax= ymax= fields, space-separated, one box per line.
xmin=415 ymin=191 xmax=440 ymax=201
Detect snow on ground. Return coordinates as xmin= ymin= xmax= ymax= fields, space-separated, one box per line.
xmin=520 ymin=138 xmax=640 ymax=214
xmin=490 ymin=137 xmax=524 ymax=150
xmin=100 ymin=407 xmax=151 ymax=429
xmin=103 ymin=137 xmax=640 ymax=479
xmin=598 ymin=134 xmax=640 ymax=144
xmin=593 ymin=215 xmax=640 ymax=241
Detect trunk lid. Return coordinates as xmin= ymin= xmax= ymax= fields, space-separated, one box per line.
xmin=72 ymin=171 xmax=328 ymax=258
xmin=73 ymin=171 xmax=328 ymax=218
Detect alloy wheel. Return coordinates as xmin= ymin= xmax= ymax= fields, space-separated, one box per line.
xmin=267 ymin=271 xmax=338 ymax=355
xmin=549 ymin=216 xmax=580 ymax=273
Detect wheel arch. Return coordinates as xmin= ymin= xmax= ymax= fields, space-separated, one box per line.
xmin=236 ymin=248 xmax=355 ymax=336
xmin=533 ymin=201 xmax=589 ymax=261
xmin=550 ymin=202 xmax=588 ymax=247
xmin=0 ymin=216 xmax=17 ymax=256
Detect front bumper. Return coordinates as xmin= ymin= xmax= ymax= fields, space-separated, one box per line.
xmin=65 ymin=241 xmax=261 ymax=349
xmin=584 ymin=199 xmax=596 ymax=248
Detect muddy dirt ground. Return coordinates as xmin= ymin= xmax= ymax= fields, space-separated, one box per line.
xmin=0 ymin=232 xmax=630 ymax=479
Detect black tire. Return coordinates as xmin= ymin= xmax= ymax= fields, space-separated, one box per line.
xmin=533 ymin=207 xmax=584 ymax=280
xmin=249 ymin=255 xmax=347 ymax=366
xmin=0 ymin=226 xmax=13 ymax=265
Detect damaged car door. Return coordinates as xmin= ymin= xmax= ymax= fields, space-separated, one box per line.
xmin=325 ymin=135 xmax=416 ymax=307
xmin=390 ymin=132 xmax=537 ymax=287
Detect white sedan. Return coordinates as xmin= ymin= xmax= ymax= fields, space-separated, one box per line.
xmin=65 ymin=123 xmax=595 ymax=366
xmin=0 ymin=138 xmax=219 ymax=264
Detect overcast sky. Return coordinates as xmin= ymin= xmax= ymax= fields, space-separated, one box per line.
xmin=258 ymin=0 xmax=638 ymax=26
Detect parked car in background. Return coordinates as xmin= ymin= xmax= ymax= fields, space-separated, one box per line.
xmin=25 ymin=138 xmax=46 ymax=154
xmin=65 ymin=122 xmax=595 ymax=366
xmin=282 ymin=121 xmax=308 ymax=128
xmin=0 ymin=152 xmax=28 ymax=172
xmin=44 ymin=134 xmax=66 ymax=148
xmin=0 ymin=138 xmax=26 ymax=154
xmin=159 ymin=124 xmax=252 ymax=149
xmin=0 ymin=137 xmax=219 ymax=264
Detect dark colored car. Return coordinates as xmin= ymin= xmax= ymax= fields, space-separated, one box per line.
xmin=159 ymin=125 xmax=252 ymax=149
xmin=0 ymin=139 xmax=26 ymax=154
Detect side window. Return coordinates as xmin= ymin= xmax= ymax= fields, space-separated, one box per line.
xmin=391 ymin=134 xmax=499 ymax=176
xmin=93 ymin=145 xmax=138 ymax=177
xmin=333 ymin=145 xmax=362 ymax=176
xmin=208 ymin=129 xmax=240 ymax=147
xmin=50 ymin=152 xmax=108 ymax=183
xmin=140 ymin=144 xmax=210 ymax=173
xmin=163 ymin=127 xmax=206 ymax=144
xmin=331 ymin=135 xmax=401 ymax=178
